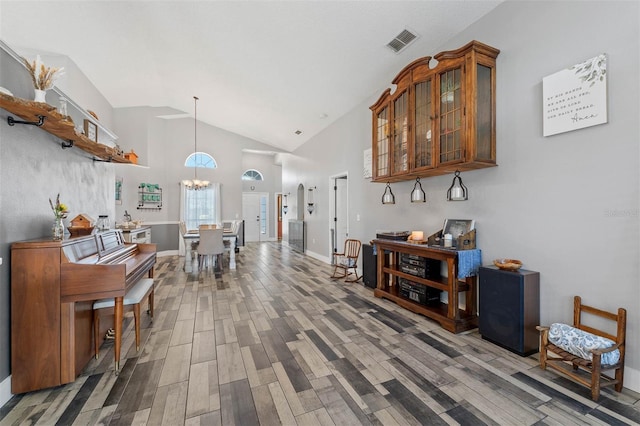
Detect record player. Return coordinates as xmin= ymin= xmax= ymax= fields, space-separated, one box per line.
xmin=375 ymin=231 xmax=411 ymax=241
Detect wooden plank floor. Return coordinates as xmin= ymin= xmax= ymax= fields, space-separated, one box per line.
xmin=1 ymin=242 xmax=639 ymax=425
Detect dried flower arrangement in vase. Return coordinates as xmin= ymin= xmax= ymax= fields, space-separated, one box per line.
xmin=23 ymin=55 xmax=65 ymax=103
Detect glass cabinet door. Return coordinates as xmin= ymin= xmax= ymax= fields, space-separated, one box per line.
xmin=374 ymin=106 xmax=390 ymax=178
xmin=392 ymin=90 xmax=409 ymax=174
xmin=439 ymin=67 xmax=463 ymax=164
xmin=475 ymin=63 xmax=494 ymax=161
xmin=413 ymin=79 xmax=434 ymax=170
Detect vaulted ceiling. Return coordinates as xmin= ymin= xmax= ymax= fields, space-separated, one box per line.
xmin=0 ymin=1 xmax=504 ymax=152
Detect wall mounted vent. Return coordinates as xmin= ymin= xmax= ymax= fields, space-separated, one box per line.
xmin=386 ymin=29 xmax=419 ymax=53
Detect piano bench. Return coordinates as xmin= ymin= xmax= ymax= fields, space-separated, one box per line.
xmin=93 ymin=278 xmax=154 ymax=358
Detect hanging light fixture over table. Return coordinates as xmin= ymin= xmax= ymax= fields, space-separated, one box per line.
xmin=182 ymin=96 xmax=210 ymax=190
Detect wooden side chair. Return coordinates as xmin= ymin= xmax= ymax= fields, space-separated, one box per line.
xmin=331 ymin=239 xmax=362 ymax=282
xmin=536 ymin=296 xmax=626 ymax=401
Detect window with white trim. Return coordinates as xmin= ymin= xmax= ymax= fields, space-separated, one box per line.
xmin=183 ymin=185 xmax=221 ymax=230
xmin=181 ymin=152 xmax=220 ymax=230
xmin=242 ymin=169 xmax=264 ymax=181
xmin=186 ymin=152 xmax=217 ymax=169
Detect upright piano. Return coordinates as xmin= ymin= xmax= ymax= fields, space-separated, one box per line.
xmin=11 ymin=230 xmax=156 ymax=394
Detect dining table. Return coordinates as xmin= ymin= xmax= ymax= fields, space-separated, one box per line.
xmin=182 ymin=230 xmax=237 ymax=272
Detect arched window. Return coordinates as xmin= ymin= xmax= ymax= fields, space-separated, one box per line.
xmin=242 ymin=169 xmax=264 ymax=181
xmin=185 ymin=152 xmax=217 ymax=169
xmin=181 ymin=152 xmax=219 ymax=231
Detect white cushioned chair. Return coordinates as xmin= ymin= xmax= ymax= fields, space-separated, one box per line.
xmin=197 ymin=228 xmax=225 ymax=271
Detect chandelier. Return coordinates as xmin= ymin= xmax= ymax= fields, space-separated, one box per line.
xmin=182 ymin=96 xmax=209 ymax=190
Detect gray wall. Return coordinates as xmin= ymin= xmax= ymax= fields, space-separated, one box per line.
xmin=282 ymin=0 xmax=640 ymax=390
xmin=149 ymin=223 xmax=178 ymax=252
xmin=0 ymin=47 xmax=116 ymax=384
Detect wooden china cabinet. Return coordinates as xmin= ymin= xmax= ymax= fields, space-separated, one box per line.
xmin=370 ymin=40 xmax=500 ymax=182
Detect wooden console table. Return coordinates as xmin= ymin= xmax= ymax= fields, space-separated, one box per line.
xmin=372 ymin=239 xmax=478 ymax=333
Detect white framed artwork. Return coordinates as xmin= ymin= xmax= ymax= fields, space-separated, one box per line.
xmin=115 ymin=176 xmax=123 ymax=205
xmin=542 ymin=54 xmax=607 ymax=137
xmin=363 ymin=148 xmax=372 ymax=179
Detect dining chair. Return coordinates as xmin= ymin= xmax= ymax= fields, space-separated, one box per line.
xmin=197 ymin=228 xmax=225 ymax=271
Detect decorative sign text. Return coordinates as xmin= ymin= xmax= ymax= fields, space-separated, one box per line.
xmin=543 ymin=54 xmax=607 ymax=137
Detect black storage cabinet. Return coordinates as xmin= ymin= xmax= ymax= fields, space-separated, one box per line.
xmin=362 ymin=243 xmax=377 ymax=288
xmin=479 ymin=266 xmax=540 ymax=356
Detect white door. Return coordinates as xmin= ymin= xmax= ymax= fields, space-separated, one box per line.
xmin=242 ymin=192 xmax=268 ymax=242
xmin=332 ymin=175 xmax=348 ymax=255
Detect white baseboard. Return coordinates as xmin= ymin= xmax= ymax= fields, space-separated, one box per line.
xmin=158 ymin=250 xmax=178 ymax=257
xmin=305 ymin=250 xmax=331 ymax=265
xmin=244 ymin=237 xmax=278 ymax=243
xmin=305 ymin=250 xmax=365 ymax=279
xmin=625 ymin=366 xmax=640 ymax=393
xmin=0 ymin=375 xmax=11 ymax=408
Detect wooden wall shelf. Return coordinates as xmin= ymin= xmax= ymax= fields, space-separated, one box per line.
xmin=0 ymin=93 xmax=130 ymax=163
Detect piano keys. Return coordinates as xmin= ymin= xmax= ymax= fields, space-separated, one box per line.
xmin=11 ymin=230 xmax=156 ymax=394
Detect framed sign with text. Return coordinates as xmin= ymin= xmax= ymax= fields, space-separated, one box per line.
xmin=542 ymin=54 xmax=607 ymax=137
xmin=83 ymin=119 xmax=98 ymax=142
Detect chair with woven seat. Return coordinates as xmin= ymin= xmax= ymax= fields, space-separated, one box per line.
xmin=536 ymin=296 xmax=626 ymax=401
xmin=331 ymin=239 xmax=362 ymax=282
xmin=197 ymin=228 xmax=225 ymax=271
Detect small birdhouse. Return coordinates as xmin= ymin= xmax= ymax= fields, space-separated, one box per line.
xmin=69 ymin=214 xmax=95 ymax=236
xmin=124 ymin=149 xmax=138 ymax=164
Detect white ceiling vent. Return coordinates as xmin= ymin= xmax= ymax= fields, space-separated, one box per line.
xmin=386 ymin=29 xmax=419 ymax=53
